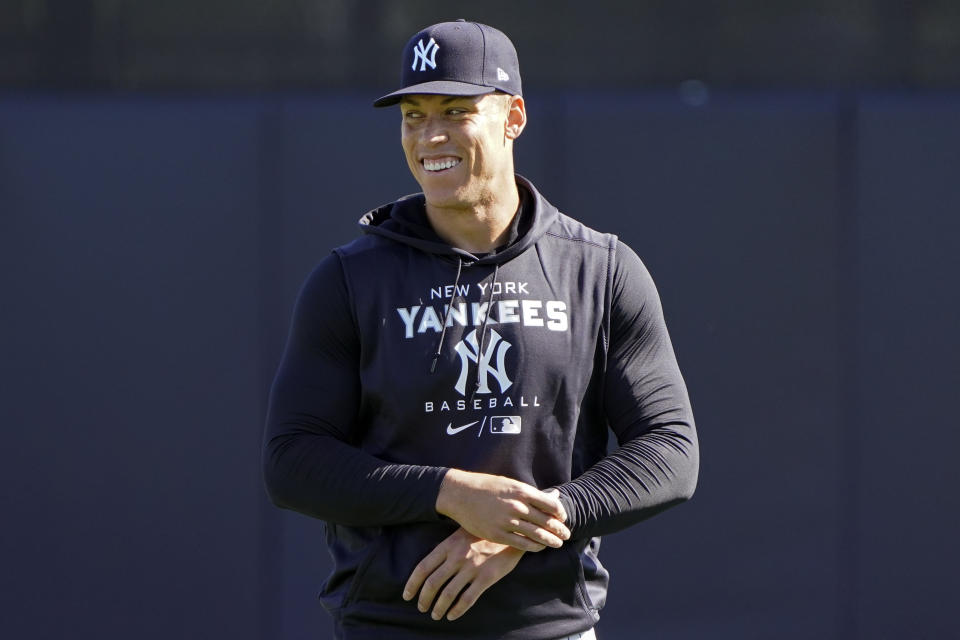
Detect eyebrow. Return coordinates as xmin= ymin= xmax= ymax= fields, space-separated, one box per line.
xmin=400 ymin=95 xmax=472 ymax=107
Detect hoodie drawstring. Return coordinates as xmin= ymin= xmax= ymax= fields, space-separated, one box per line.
xmin=469 ymin=263 xmax=499 ymax=403
xmin=430 ymin=259 xmax=500 ymax=385
xmin=430 ymin=257 xmax=464 ymax=374
xmin=475 ymin=263 xmax=499 ymax=367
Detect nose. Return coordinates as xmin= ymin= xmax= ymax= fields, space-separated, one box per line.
xmin=423 ymin=117 xmax=448 ymax=145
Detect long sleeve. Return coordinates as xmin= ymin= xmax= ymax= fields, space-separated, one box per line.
xmin=557 ymin=241 xmax=699 ymax=538
xmin=262 ymin=254 xmax=448 ymax=526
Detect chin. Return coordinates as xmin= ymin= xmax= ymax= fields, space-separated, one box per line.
xmin=425 ymin=197 xmax=470 ymax=211
xmin=422 ymin=186 xmax=473 ymax=210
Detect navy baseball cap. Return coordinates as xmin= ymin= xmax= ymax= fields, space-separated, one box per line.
xmin=373 ymin=19 xmax=522 ymax=107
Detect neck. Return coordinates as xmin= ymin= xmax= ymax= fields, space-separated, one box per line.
xmin=424 ymin=179 xmax=520 ymax=254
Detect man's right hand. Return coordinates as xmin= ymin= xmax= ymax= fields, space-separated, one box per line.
xmin=435 ymin=469 xmax=570 ymax=552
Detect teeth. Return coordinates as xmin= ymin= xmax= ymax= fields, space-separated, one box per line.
xmin=424 ymin=158 xmax=460 ymax=171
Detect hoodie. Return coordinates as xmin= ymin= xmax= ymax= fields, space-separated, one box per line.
xmin=263 ymin=176 xmax=698 ymax=639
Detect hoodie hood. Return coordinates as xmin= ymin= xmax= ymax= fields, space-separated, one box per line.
xmin=357 ymin=175 xmax=559 ymax=265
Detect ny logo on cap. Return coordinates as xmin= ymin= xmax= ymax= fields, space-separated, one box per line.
xmin=412 ymin=37 xmax=440 ymax=71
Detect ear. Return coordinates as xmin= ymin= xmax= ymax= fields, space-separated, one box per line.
xmin=504 ymin=95 xmax=526 ymax=140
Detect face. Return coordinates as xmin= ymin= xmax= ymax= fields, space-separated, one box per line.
xmin=399 ymin=93 xmax=525 ymax=211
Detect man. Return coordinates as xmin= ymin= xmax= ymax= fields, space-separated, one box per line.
xmin=263 ymin=19 xmax=698 ymax=640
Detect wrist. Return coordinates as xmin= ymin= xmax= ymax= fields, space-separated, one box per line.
xmin=435 ymin=468 xmax=465 ymax=517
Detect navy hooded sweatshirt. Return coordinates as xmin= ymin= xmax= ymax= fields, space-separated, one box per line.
xmin=263 ymin=176 xmax=698 ymax=639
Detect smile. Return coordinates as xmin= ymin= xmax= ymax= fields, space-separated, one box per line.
xmin=422 ymin=157 xmax=461 ymax=172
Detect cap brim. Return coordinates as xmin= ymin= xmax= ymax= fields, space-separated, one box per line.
xmin=373 ymin=80 xmax=497 ymax=107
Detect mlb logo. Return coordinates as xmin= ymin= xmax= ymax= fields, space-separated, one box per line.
xmin=490 ymin=416 xmax=521 ymax=434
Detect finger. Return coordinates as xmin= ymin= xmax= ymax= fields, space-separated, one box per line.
xmin=543 ymin=488 xmax=568 ymax=523
xmin=446 ymin=573 xmax=496 ymax=621
xmin=503 ymin=531 xmax=547 ymax=553
xmin=417 ymin=558 xmax=458 ymax=613
xmin=430 ymin=569 xmax=473 ymax=621
xmin=518 ymin=509 xmax=571 ymax=542
xmin=479 ymin=528 xmax=545 ymax=552
xmin=548 ymin=517 xmax=571 ymax=540
xmin=403 ymin=546 xmax=447 ymax=602
xmin=518 ymin=486 xmax=567 ymax=522
xmin=512 ymin=501 xmax=570 ymax=546
xmin=508 ymin=518 xmax=565 ymax=548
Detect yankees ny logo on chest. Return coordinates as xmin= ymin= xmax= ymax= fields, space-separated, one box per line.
xmin=453 ymin=329 xmax=512 ymax=396
xmin=411 ymin=38 xmax=439 ymax=71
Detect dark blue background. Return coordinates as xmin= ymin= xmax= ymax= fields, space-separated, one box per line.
xmin=1 ymin=90 xmax=957 ymax=639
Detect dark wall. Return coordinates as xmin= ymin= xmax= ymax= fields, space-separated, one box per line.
xmin=855 ymin=97 xmax=960 ymax=637
xmin=3 ymin=1 xmax=960 ymax=90
xmin=1 ymin=91 xmax=957 ymax=639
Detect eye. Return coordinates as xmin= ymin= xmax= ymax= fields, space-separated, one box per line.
xmin=446 ymin=107 xmax=469 ymax=116
xmin=403 ymin=110 xmax=424 ymax=120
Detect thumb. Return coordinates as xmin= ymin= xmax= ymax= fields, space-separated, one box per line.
xmin=543 ymin=488 xmax=567 ymax=523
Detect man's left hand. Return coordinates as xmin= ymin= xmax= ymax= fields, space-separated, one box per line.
xmin=402 ymin=527 xmax=525 ymax=621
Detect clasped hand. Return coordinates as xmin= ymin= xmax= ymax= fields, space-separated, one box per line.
xmin=401 ymin=469 xmax=571 ymax=621
xmin=434 ymin=468 xmax=571 ymax=551
xmin=402 ymin=527 xmax=524 ymax=621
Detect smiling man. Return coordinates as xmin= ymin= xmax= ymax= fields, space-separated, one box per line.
xmin=397 ymin=92 xmax=525 ymax=254
xmin=263 ymin=20 xmax=699 ymax=640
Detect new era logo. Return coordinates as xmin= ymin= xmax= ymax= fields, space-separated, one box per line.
xmin=497 ymin=67 xmax=510 ymax=81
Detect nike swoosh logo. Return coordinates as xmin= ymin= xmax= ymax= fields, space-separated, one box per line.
xmin=446 ymin=421 xmax=479 ymax=435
